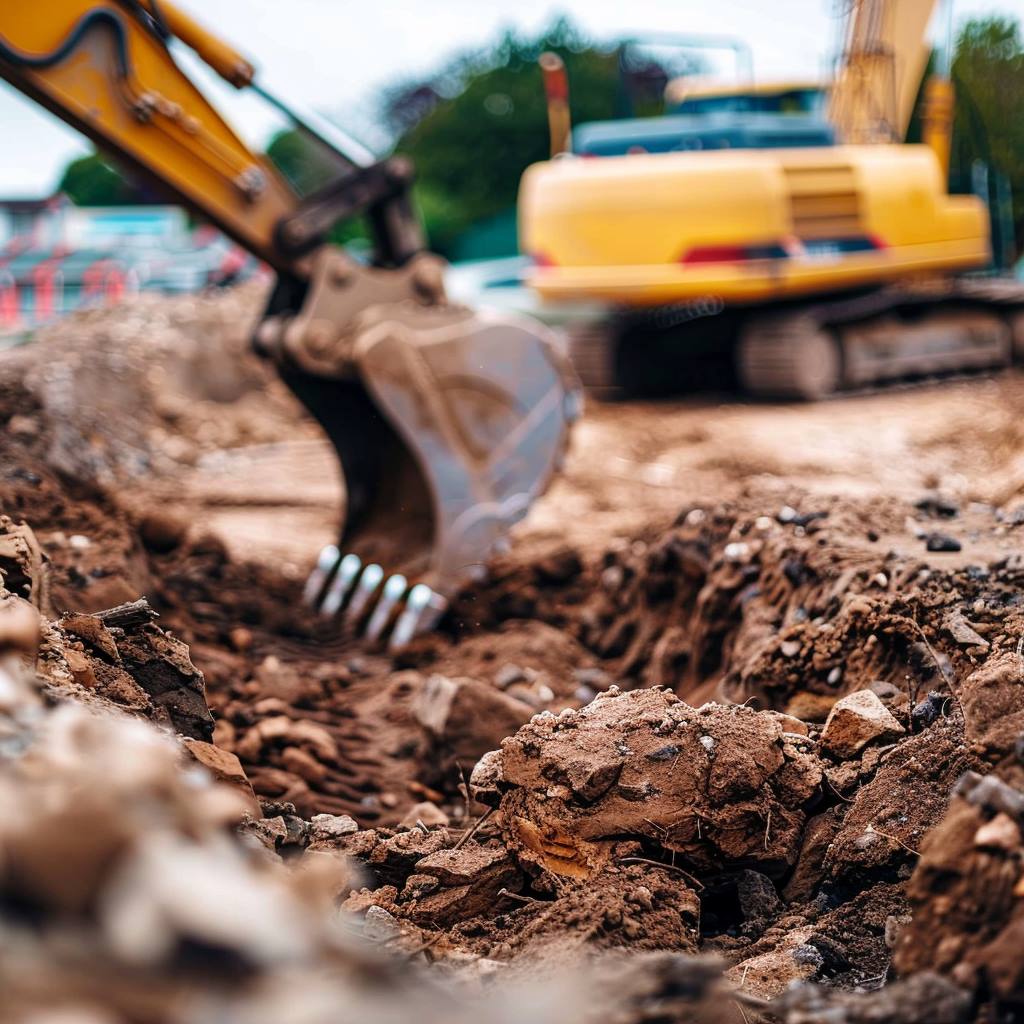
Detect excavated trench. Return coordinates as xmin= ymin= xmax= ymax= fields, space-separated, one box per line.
xmin=3 ymin=289 xmax=1024 ymax=1022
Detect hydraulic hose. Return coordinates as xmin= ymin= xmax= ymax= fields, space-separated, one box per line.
xmin=0 ymin=8 xmax=131 ymax=80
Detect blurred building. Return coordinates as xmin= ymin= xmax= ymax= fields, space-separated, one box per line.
xmin=0 ymin=194 xmax=266 ymax=333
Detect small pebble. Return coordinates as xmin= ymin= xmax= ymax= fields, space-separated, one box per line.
xmin=363 ymin=906 xmax=401 ymax=943
xmin=911 ymin=691 xmax=948 ymax=729
xmin=925 ymin=533 xmax=962 ymax=553
xmin=495 ymin=664 xmax=528 ymax=688
xmin=724 ymin=542 xmax=749 ymax=562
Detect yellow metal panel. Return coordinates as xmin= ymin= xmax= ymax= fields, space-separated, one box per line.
xmin=520 ymin=145 xmax=990 ymax=308
xmin=0 ymin=0 xmax=296 ymax=268
xmin=521 ymin=151 xmax=789 ymax=266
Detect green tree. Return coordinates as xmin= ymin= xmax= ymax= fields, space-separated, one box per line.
xmin=389 ymin=19 xmax=673 ymax=255
xmin=950 ymin=17 xmax=1024 ymax=249
xmin=57 ymin=152 xmax=146 ymax=206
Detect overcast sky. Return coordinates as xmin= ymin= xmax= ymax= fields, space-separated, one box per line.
xmin=0 ymin=0 xmax=1020 ymax=196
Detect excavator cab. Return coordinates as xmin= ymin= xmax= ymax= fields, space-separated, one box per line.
xmin=0 ymin=0 xmax=580 ymax=647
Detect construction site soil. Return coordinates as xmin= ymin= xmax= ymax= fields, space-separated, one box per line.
xmin=3 ymin=285 xmax=1024 ymax=1022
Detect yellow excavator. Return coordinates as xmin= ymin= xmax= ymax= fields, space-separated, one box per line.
xmin=523 ymin=1 xmax=1024 ymax=398
xmin=0 ymin=0 xmax=580 ymax=646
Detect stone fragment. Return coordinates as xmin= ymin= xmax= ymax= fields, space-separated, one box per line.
xmin=368 ymin=829 xmax=449 ymax=886
xmin=415 ymin=845 xmax=510 ymax=887
xmin=64 ymin=648 xmax=97 ymax=689
xmin=363 ymin=905 xmax=402 ymax=942
xmin=408 ymin=845 xmax=522 ymax=925
xmin=495 ymin=664 xmax=527 ymax=688
xmin=116 ymin=625 xmax=213 ymax=740
xmin=413 ymin=674 xmax=535 ymax=772
xmin=182 ymin=738 xmax=260 ymax=817
xmin=766 ymin=710 xmax=809 ymax=736
xmin=925 ymin=533 xmax=962 ymax=553
xmin=946 ymin=609 xmax=988 ymax=649
xmin=60 ymin=612 xmax=120 ymax=662
xmin=310 ymin=813 xmax=359 ymax=839
xmin=912 ymin=691 xmax=949 ymax=730
xmin=280 ymin=745 xmax=327 ymax=784
xmin=0 ymin=518 xmax=48 ymax=610
xmin=820 ymin=689 xmax=904 ymax=758
xmin=495 ymin=689 xmax=823 ymax=877
xmin=468 ymin=749 xmax=504 ymax=807
xmin=0 ymin=596 xmax=42 ymax=655
xmin=727 ymin=926 xmax=818 ymax=999
xmin=973 ymin=812 xmax=1021 ymax=852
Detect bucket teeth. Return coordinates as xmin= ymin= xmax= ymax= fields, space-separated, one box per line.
xmin=389 ymin=583 xmax=448 ymax=651
xmin=364 ymin=573 xmax=407 ymax=642
xmin=302 ymin=549 xmax=448 ymax=647
xmin=320 ymin=553 xmax=362 ymax=616
xmin=303 ymin=544 xmax=340 ymax=607
xmin=346 ymin=563 xmax=384 ymax=622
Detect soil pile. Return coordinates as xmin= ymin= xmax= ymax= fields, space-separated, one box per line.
xmin=3 ymin=289 xmax=1024 ymax=1021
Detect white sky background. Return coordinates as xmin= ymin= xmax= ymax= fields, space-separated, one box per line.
xmin=0 ymin=0 xmax=1020 ymax=196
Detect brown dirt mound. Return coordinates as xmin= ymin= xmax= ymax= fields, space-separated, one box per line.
xmin=6 ymin=288 xmax=1024 ymax=1021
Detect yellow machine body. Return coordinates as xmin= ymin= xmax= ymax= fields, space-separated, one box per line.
xmin=520 ymin=144 xmax=990 ymax=308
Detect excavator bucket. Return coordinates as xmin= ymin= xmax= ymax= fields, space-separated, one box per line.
xmin=285 ymin=302 xmax=580 ymax=647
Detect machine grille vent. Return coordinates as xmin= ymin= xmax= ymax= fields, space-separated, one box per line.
xmin=782 ymin=163 xmax=861 ymax=240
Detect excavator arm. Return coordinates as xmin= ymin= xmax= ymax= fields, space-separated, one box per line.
xmin=828 ymin=0 xmax=955 ymax=177
xmin=0 ymin=0 xmax=579 ymax=645
xmin=0 ymin=1 xmax=300 ymax=267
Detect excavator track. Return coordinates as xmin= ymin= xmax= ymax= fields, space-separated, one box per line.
xmin=571 ymin=282 xmax=1024 ymax=402
xmin=737 ymin=314 xmax=841 ymax=400
xmin=740 ymin=284 xmax=1021 ymax=399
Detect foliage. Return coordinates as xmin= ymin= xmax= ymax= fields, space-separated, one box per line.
xmin=265 ymin=129 xmax=345 ymax=198
xmin=57 ymin=153 xmax=146 ymax=206
xmin=388 ymin=17 xmax=679 ymax=254
xmin=265 ymin=128 xmax=368 ymax=245
xmin=949 ymin=16 xmax=1024 ymax=245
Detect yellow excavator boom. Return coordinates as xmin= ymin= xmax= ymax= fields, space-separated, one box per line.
xmin=828 ymin=0 xmax=940 ymax=145
xmin=0 ymin=0 xmax=296 ymax=268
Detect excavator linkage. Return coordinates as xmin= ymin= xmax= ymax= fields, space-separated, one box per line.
xmin=0 ymin=0 xmax=581 ymax=648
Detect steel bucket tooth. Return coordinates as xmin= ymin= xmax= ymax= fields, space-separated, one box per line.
xmin=287 ymin=303 xmax=579 ymax=647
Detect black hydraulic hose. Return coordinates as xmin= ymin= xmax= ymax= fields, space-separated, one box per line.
xmin=146 ymin=0 xmax=171 ymax=39
xmin=0 ymin=8 xmax=131 ymax=80
xmin=123 ymin=0 xmax=171 ymax=44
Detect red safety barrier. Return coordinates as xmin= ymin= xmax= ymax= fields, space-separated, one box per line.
xmin=104 ymin=265 xmax=126 ymax=303
xmin=0 ymin=270 xmax=19 ymax=329
xmin=81 ymin=259 xmax=127 ymax=307
xmin=81 ymin=260 xmax=107 ymax=304
xmin=32 ymin=262 xmax=58 ymax=321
